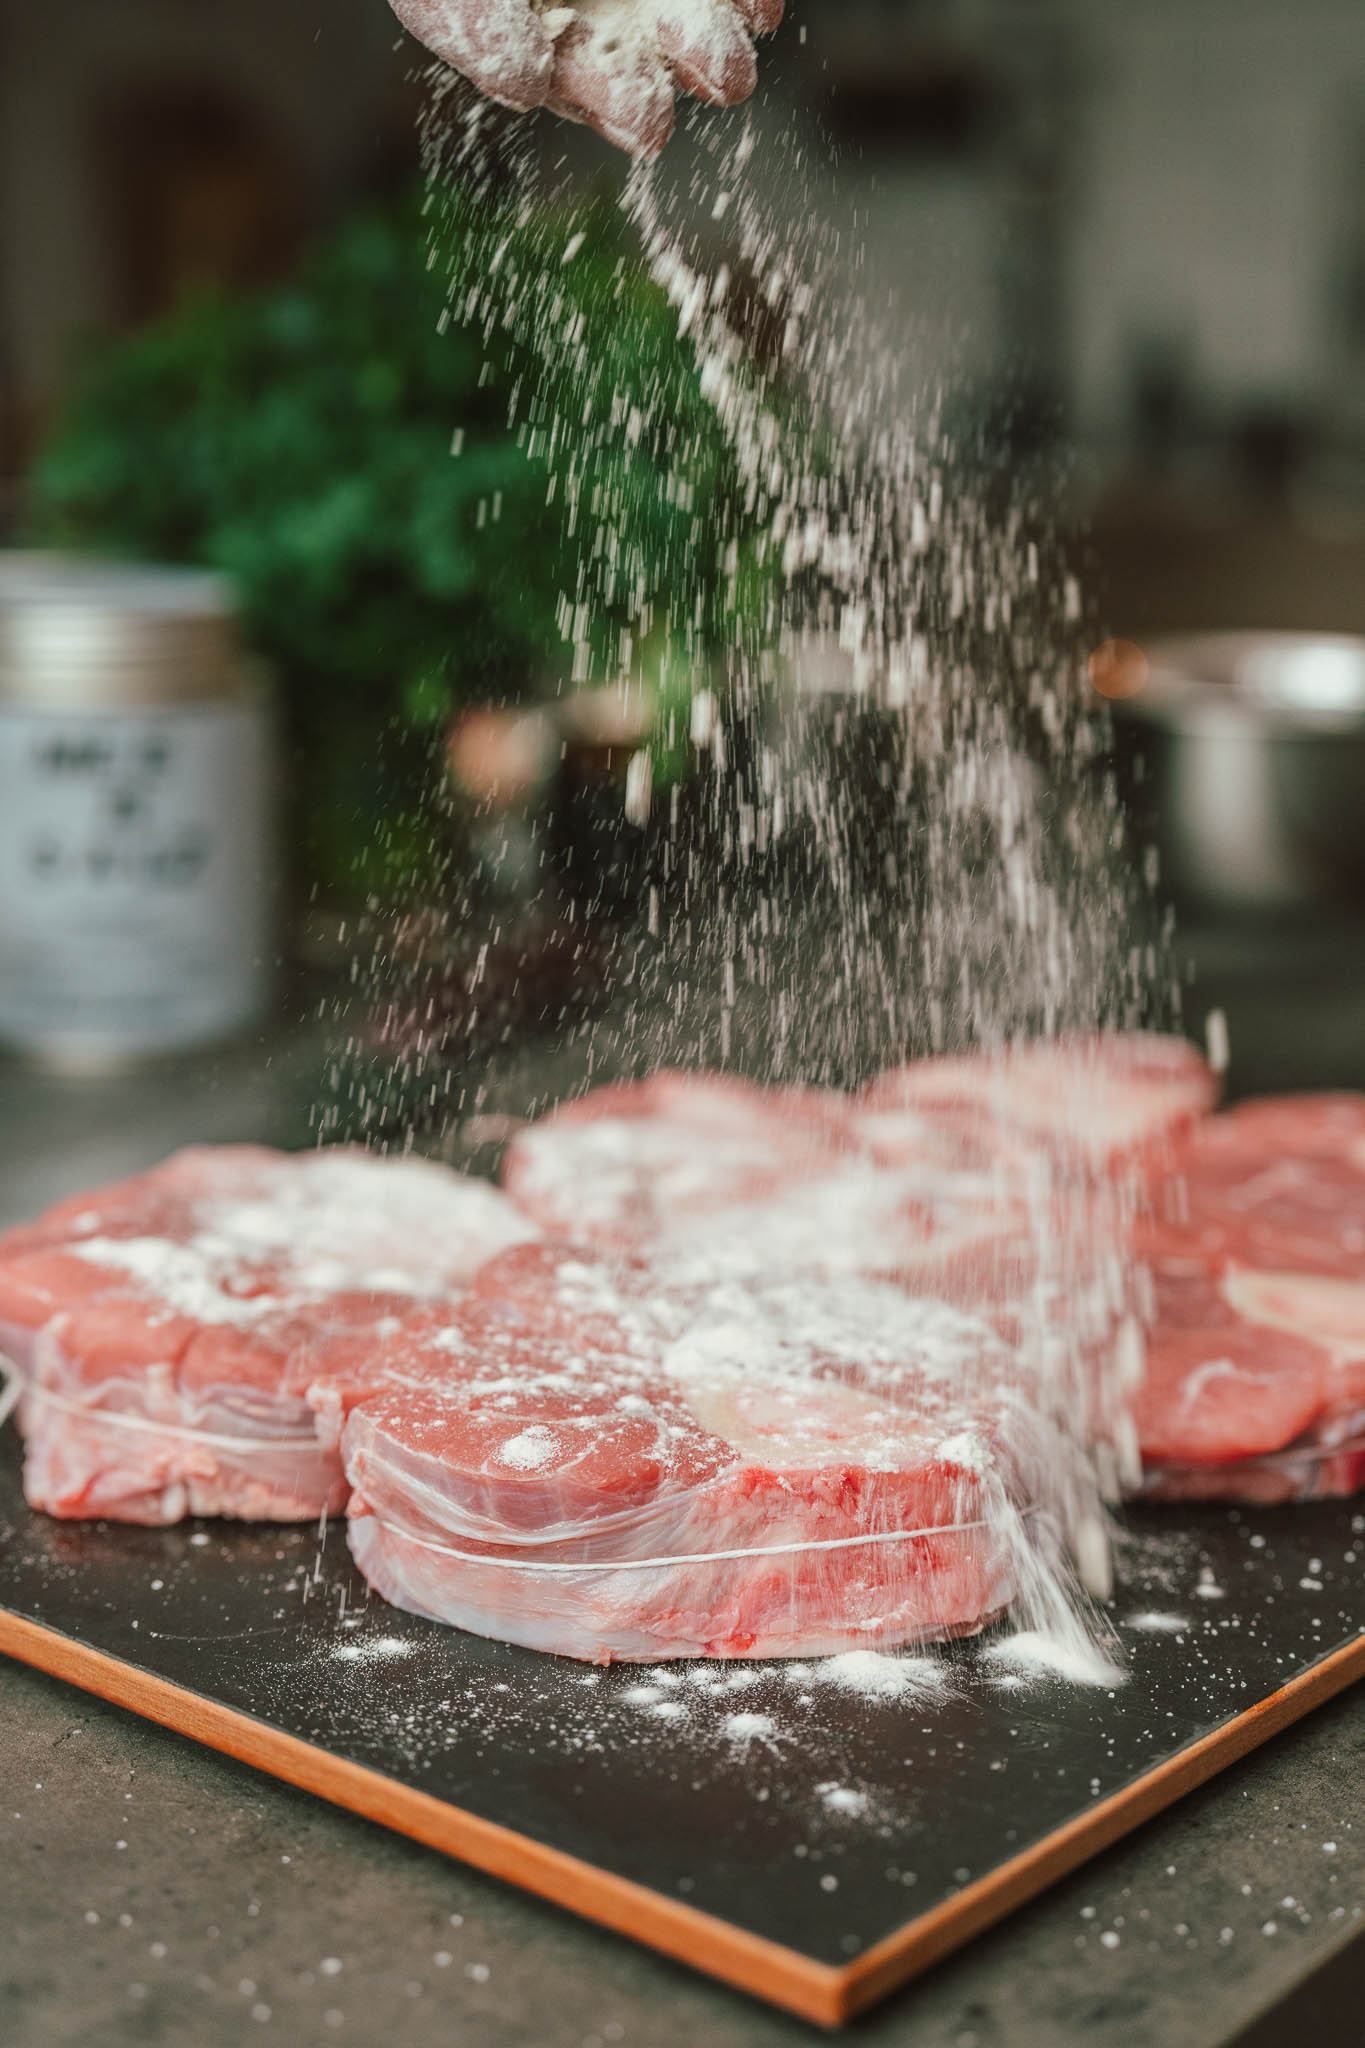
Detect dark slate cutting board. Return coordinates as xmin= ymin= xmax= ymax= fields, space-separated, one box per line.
xmin=1 ymin=1424 xmax=1362 ymax=2025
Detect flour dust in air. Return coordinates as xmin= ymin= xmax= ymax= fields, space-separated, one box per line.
xmin=331 ymin=64 xmax=1181 ymax=1677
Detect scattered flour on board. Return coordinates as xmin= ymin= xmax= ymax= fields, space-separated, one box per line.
xmin=722 ymin=1711 xmax=777 ymax=1746
xmin=806 ymin=1650 xmax=951 ymax=1702
xmin=330 ymin=1636 xmax=413 ymax=1664
xmin=816 ymin=1783 xmax=870 ymax=1818
xmin=982 ymin=1631 xmax=1124 ymax=1688
xmin=611 ymin=1649 xmax=953 ymax=1739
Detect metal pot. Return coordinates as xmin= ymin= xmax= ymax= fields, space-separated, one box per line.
xmin=1107 ymin=631 xmax=1365 ymax=914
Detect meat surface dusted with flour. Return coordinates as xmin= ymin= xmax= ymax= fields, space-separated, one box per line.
xmin=498 ymin=1040 xmax=1212 ymax=1323
xmin=8 ymin=1039 xmax=1364 ymax=1660
xmin=342 ymin=1241 xmax=1034 ymax=1661
xmin=0 ymin=1146 xmax=537 ymax=1523
xmin=852 ymin=1032 xmax=1218 ymax=1176
xmin=499 ymin=1070 xmax=856 ymax=1245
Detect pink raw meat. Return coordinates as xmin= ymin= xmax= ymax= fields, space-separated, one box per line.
xmin=1144 ymin=1098 xmax=1365 ymax=1282
xmin=500 ymin=1070 xmax=1045 ymax=1315
xmin=2 ymin=1146 xmax=536 ymax=1524
xmin=500 ymin=1070 xmax=853 ymax=1245
xmin=1 ymin=1146 xmax=284 ymax=1256
xmin=1220 ymin=1267 xmax=1365 ymax=1453
xmin=1222 ymin=1268 xmax=1365 ymax=1388
xmin=1133 ymin=1262 xmax=1365 ymax=1502
xmin=1126 ymin=1090 xmax=1365 ymax=1502
xmin=18 ymin=1297 xmax=344 ymax=1525
xmin=857 ymin=1033 xmax=1216 ymax=1175
xmin=1134 ymin=1268 xmax=1329 ymax=1465
xmin=651 ymin=1160 xmax=1040 ymax=1311
xmin=343 ymin=1243 xmax=1024 ymax=1662
xmin=1213 ymin=1093 xmax=1365 ymax=1162
xmin=0 ymin=1146 xmax=536 ymax=1354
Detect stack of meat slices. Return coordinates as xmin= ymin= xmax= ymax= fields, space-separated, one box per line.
xmin=0 ymin=1146 xmax=536 ymax=1523
xmin=501 ymin=1042 xmax=1217 ymax=1490
xmin=1135 ymin=1096 xmax=1365 ymax=1501
xmin=501 ymin=1045 xmax=1214 ymax=1312
xmin=13 ymin=1033 xmax=1361 ymax=1661
xmin=501 ymin=1067 xmax=1032 ymax=1313
xmin=342 ymin=1243 xmax=1027 ymax=1662
xmin=851 ymin=1032 xmax=1218 ymax=1176
xmin=850 ymin=1036 xmax=1219 ymax=1408
xmin=500 ymin=1071 xmax=857 ymax=1244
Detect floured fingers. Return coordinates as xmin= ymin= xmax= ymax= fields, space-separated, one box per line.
xmin=395 ymin=0 xmax=783 ymax=155
xmin=731 ymin=0 xmax=784 ymax=32
xmin=389 ymin=0 xmax=554 ymax=111
xmin=655 ymin=0 xmax=757 ymax=105
xmin=550 ymin=8 xmax=676 ymax=157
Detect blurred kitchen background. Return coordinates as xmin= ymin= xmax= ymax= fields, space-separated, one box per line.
xmin=11 ymin=0 xmax=1365 ymax=606
xmin=2 ymin=0 xmax=1364 ymax=1138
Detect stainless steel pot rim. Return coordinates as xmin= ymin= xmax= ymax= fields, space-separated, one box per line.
xmin=1115 ymin=630 xmax=1365 ymax=736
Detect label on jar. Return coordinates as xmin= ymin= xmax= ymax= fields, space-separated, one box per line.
xmin=0 ymin=698 xmax=274 ymax=1060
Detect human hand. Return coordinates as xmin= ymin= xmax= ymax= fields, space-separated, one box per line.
xmin=390 ymin=0 xmax=782 ymax=157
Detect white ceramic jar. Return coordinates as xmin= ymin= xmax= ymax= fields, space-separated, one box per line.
xmin=0 ymin=556 xmax=274 ymax=1064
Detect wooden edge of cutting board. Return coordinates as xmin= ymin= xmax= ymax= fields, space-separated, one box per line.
xmin=2 ymin=1609 xmax=1364 ymax=2030
xmin=841 ymin=1629 xmax=1365 ymax=2021
xmin=0 ymin=1609 xmax=846 ymax=2026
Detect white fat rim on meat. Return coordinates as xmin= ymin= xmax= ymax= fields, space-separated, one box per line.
xmin=359 ymin=1504 xmax=1036 ymax=1574
xmin=20 ymin=1379 xmax=319 ymax=1452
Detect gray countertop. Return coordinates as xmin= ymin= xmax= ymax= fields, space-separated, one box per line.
xmin=2 ymin=989 xmax=1364 ymax=2048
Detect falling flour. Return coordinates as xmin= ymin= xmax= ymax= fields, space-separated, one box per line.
xmin=344 ymin=52 xmax=1194 ymax=1674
